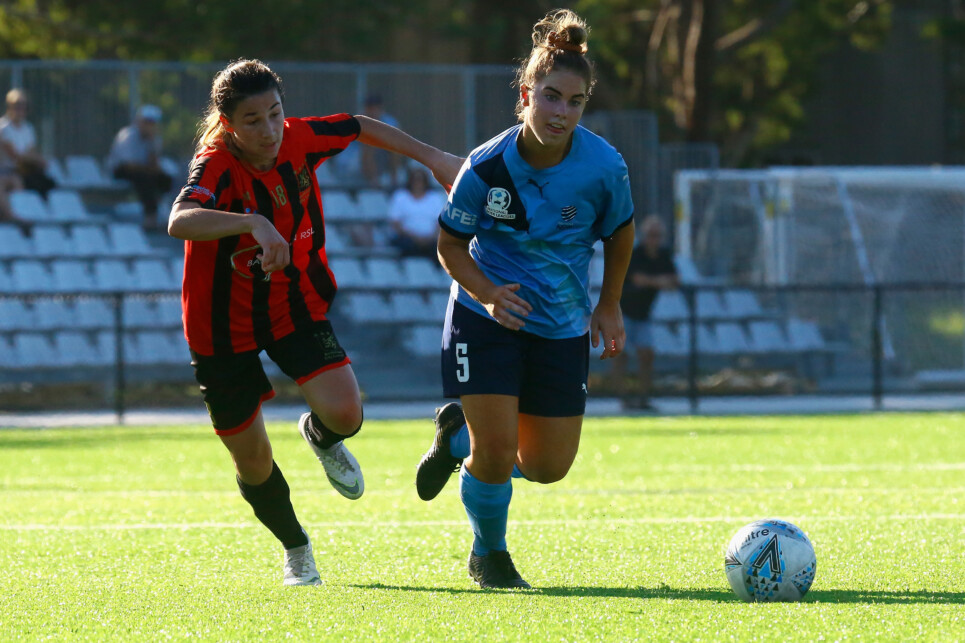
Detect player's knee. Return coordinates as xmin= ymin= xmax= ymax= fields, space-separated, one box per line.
xmin=469 ymin=441 xmax=517 ymax=477
xmin=229 ymin=439 xmax=273 ymax=476
xmin=523 ymin=462 xmax=572 ymax=484
xmin=318 ymin=403 xmax=363 ymax=436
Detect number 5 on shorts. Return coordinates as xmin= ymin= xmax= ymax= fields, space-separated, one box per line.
xmin=456 ymin=343 xmax=469 ymax=382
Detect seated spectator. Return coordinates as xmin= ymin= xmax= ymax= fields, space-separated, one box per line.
xmin=387 ymin=165 xmax=447 ymax=259
xmin=0 ymin=89 xmax=55 ymax=198
xmin=106 ymin=104 xmax=173 ymax=231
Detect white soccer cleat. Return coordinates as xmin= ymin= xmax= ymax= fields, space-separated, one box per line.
xmin=298 ymin=412 xmax=365 ymax=500
xmin=283 ymin=531 xmax=322 ymax=587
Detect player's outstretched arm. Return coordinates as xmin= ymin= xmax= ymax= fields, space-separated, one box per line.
xmin=354 ymin=115 xmax=463 ymax=189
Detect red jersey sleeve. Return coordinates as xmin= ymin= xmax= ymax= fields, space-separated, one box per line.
xmin=291 ymin=114 xmax=361 ymax=168
xmin=174 ymin=149 xmax=236 ymax=209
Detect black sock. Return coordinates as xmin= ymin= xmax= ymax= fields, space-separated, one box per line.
xmin=236 ymin=461 xmax=307 ymax=550
xmin=305 ymin=410 xmax=362 ymax=450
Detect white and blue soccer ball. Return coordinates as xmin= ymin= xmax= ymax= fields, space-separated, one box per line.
xmin=724 ymin=519 xmax=816 ymax=602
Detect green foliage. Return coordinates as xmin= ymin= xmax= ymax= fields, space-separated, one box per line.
xmin=1 ymin=412 xmax=964 ymax=640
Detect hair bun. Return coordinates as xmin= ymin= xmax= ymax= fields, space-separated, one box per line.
xmin=547 ymin=30 xmax=587 ymax=54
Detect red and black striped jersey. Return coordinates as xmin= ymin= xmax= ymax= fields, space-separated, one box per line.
xmin=174 ymin=114 xmax=360 ymax=356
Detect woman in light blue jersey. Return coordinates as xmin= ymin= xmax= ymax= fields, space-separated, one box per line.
xmin=415 ymin=8 xmax=635 ymax=589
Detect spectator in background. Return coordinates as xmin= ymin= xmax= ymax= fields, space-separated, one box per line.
xmin=0 ymin=89 xmax=56 ymax=198
xmin=387 ymin=164 xmax=447 ymax=259
xmin=107 ymin=104 xmax=173 ymax=231
xmin=614 ymin=214 xmax=679 ymax=411
xmin=360 ymin=94 xmax=402 ymax=188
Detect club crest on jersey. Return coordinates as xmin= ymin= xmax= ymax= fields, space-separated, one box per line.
xmin=485 ymin=187 xmax=515 ymax=220
xmin=557 ymin=204 xmax=579 ymax=229
xmin=296 ymin=165 xmax=312 ymax=192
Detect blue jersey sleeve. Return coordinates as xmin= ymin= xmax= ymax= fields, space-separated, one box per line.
xmin=599 ymin=155 xmax=634 ymax=241
xmin=439 ymin=160 xmax=487 ymax=240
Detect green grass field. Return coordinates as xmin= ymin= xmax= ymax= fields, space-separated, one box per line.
xmin=2 ymin=412 xmax=963 ymax=641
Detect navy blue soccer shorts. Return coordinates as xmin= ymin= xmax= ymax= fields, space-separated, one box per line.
xmin=441 ymin=299 xmax=589 ymax=417
xmin=190 ymin=320 xmax=350 ymax=436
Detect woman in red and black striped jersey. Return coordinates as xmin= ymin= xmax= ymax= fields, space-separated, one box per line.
xmin=168 ymin=59 xmax=461 ymax=586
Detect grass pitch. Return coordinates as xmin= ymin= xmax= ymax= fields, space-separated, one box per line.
xmin=1 ymin=411 xmax=963 ymax=641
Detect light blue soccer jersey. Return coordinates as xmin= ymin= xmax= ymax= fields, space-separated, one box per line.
xmin=439 ymin=124 xmax=634 ymax=339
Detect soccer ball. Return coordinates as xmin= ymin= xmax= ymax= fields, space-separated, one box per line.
xmin=724 ymin=519 xmax=816 ymax=602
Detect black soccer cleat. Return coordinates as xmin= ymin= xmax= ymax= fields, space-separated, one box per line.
xmin=468 ymin=550 xmax=532 ymax=589
xmin=415 ymin=402 xmax=466 ymax=501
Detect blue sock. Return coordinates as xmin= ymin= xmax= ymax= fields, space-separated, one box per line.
xmin=448 ymin=423 xmax=470 ymax=459
xmin=450 ymin=425 xmax=527 ymax=480
xmin=459 ymin=466 xmax=512 ymax=556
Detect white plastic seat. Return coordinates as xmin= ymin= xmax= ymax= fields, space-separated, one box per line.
xmin=96 ymin=330 xmax=118 ymax=363
xmin=133 ymin=331 xmax=185 ymax=365
xmin=93 ymin=259 xmax=134 ymax=292
xmin=324 ymin=226 xmax=348 ymax=253
xmin=13 ymin=332 xmax=59 ymax=367
xmin=64 ymin=155 xmax=108 ymax=188
xmin=0 ymin=337 xmax=16 ymax=367
xmin=674 ymin=255 xmax=704 ymax=284
xmin=47 ymin=189 xmax=93 ymax=222
xmin=71 ymin=226 xmax=112 ymax=257
xmin=156 ymin=297 xmax=183 ymax=327
xmin=132 ymin=258 xmax=176 ymax=291
xmin=0 ymin=224 xmax=34 ymax=258
xmin=651 ymin=290 xmax=689 ymax=322
xmin=356 ymin=189 xmax=389 ymax=221
xmin=341 ymin=292 xmax=393 ymax=322
xmin=169 ymin=256 xmax=184 ymax=284
xmin=652 ymin=323 xmax=687 ymax=356
xmin=366 ymin=257 xmax=404 ymax=288
xmin=0 ymin=299 xmax=35 ymax=331
xmin=10 ymin=190 xmax=50 ymax=221
xmin=108 ymin=223 xmax=152 ymax=255
xmin=12 ymin=261 xmax=55 ymax=293
xmin=677 ymin=323 xmax=720 ymax=355
xmin=74 ymin=298 xmax=115 ymax=329
xmin=329 ymin=257 xmax=367 ymax=289
xmin=321 ymin=191 xmax=356 ymax=221
xmin=315 ymin=162 xmax=337 ymax=187
xmin=401 ymin=257 xmax=449 ymax=289
xmin=405 ymin=325 xmax=442 ymax=357
xmin=45 ymin=157 xmax=67 ymax=186
xmin=53 ymin=330 xmax=103 ymax=366
xmin=389 ymin=292 xmax=435 ymax=322
xmin=427 ymin=291 xmax=451 ymax=318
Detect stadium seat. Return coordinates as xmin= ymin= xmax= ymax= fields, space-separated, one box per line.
xmin=10 ymin=190 xmax=50 ymax=222
xmin=122 ymin=297 xmax=163 ymax=328
xmin=366 ymin=257 xmax=405 ymax=288
xmin=651 ymin=290 xmax=690 ymax=322
xmin=714 ymin=322 xmax=752 ymax=355
xmin=32 ymin=298 xmax=75 ymax=330
xmin=389 ymin=292 xmax=435 ymax=322
xmin=328 ymin=257 xmax=367 ymax=289
xmin=0 ymin=299 xmax=34 ymax=331
xmin=0 ymin=337 xmax=16 ymax=367
xmin=12 ymin=332 xmax=59 ymax=368
xmin=45 ymin=157 xmax=67 ymax=186
xmin=95 ymin=330 xmax=118 ymax=364
xmin=71 ymin=226 xmax=113 ymax=257
xmin=47 ymin=189 xmax=94 ymax=222
xmin=674 ymin=255 xmax=704 ymax=284
xmin=677 ymin=322 xmax=720 ymax=355
xmin=132 ymin=258 xmax=176 ymax=291
xmin=131 ymin=331 xmax=187 ymax=365
xmin=401 ymin=257 xmax=450 ymax=289
xmin=723 ymin=289 xmax=765 ymax=319
xmin=321 ymin=191 xmax=356 ymax=221
xmin=156 ymin=297 xmax=183 ymax=327
xmin=93 ymin=259 xmax=134 ymax=292
xmin=53 ymin=330 xmax=104 ymax=366
xmin=63 ymin=155 xmax=109 ymax=188
xmin=404 ymin=324 xmax=442 ymax=357
xmin=12 ymin=261 xmax=56 ymax=294
xmin=356 ymin=189 xmax=389 ymax=221
xmin=652 ymin=322 xmax=687 ymax=356
xmin=787 ymin=318 xmax=827 ymax=352
xmin=108 ymin=223 xmax=153 ymax=256
xmin=74 ymin=298 xmax=115 ymax=330
xmin=315 ymin=162 xmax=337 ymax=187
xmin=31 ymin=225 xmax=76 ymax=258
xmin=0 ymin=224 xmax=34 ymax=258
xmin=324 ymin=226 xmax=348 ymax=253
xmin=169 ymin=256 xmax=184 ymax=284
xmin=747 ymin=320 xmax=790 ymax=354
xmin=696 ymin=291 xmax=727 ymax=320
xmin=341 ymin=292 xmax=393 ymax=323
xmin=427 ymin=291 xmax=451 ymax=318
xmin=588 ymin=256 xmax=605 ymax=288
xmin=51 ymin=259 xmax=97 ymax=292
